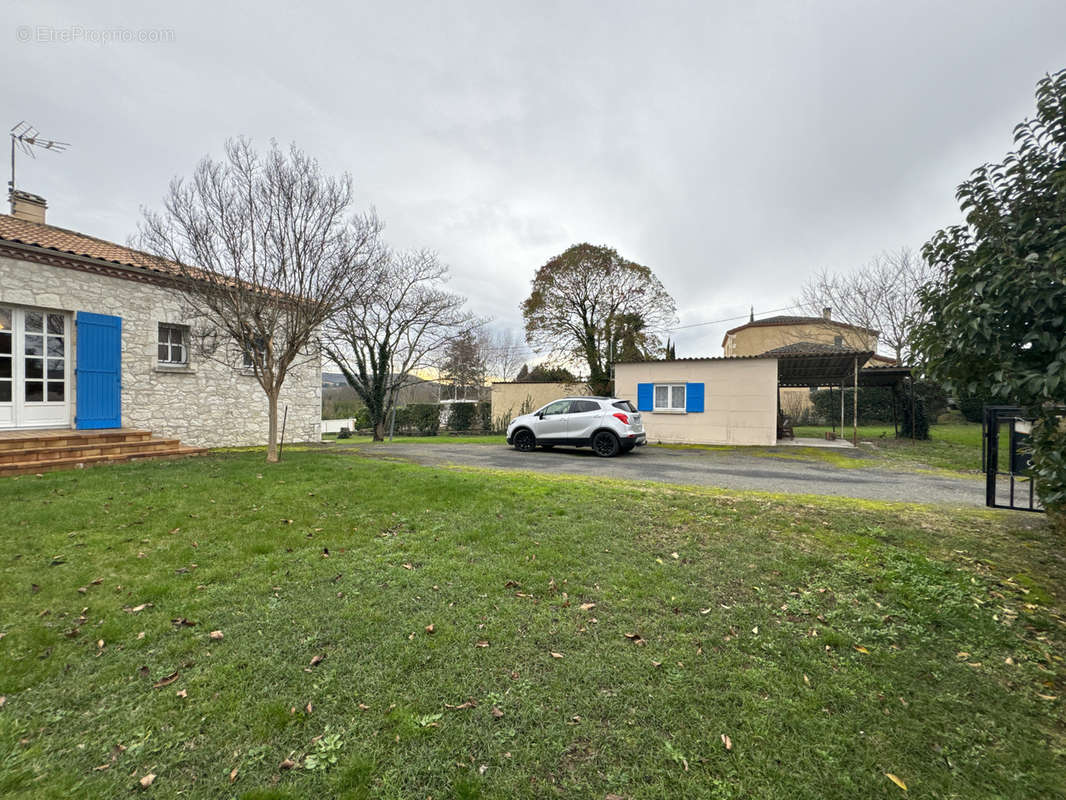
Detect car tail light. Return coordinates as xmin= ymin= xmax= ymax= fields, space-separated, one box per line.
xmin=613 ymin=412 xmax=629 ymax=425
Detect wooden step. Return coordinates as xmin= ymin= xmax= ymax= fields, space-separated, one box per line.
xmin=0 ymin=445 xmax=208 ymax=477
xmin=0 ymin=438 xmax=184 ymax=465
xmin=0 ymin=429 xmax=152 ymax=453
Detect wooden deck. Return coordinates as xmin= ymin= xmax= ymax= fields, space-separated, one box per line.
xmin=0 ymin=427 xmax=207 ymax=477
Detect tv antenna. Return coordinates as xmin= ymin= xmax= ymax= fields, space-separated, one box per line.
xmin=9 ymin=121 xmax=70 ymax=213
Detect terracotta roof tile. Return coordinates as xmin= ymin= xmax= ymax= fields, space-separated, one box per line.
xmin=0 ymin=214 xmax=178 ymax=276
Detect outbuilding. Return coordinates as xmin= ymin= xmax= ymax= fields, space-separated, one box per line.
xmin=614 ymin=345 xmax=886 ymax=446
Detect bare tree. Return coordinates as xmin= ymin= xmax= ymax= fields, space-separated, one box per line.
xmin=138 ymin=138 xmax=382 ymax=462
xmin=479 ymin=327 xmax=528 ymax=382
xmin=440 ymin=330 xmax=487 ymax=401
xmin=797 ymin=247 xmax=934 ymax=362
xmin=322 ymin=249 xmax=479 ymax=441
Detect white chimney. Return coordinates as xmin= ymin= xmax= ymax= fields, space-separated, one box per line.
xmin=10 ymin=190 xmax=47 ymax=224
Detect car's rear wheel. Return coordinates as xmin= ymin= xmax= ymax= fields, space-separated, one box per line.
xmin=513 ymin=429 xmax=536 ymax=452
xmin=592 ymin=430 xmax=620 ymax=458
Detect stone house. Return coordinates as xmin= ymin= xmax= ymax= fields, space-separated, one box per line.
xmin=721 ymin=309 xmax=896 ymax=419
xmin=0 ymin=194 xmax=321 ymax=447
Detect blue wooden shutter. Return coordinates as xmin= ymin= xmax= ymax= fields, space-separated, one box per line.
xmin=75 ymin=312 xmax=122 ymax=429
xmin=636 ymin=383 xmax=653 ymax=411
xmin=686 ymin=382 xmax=704 ymax=413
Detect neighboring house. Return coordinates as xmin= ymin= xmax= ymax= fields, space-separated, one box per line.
xmin=722 ymin=309 xmax=895 ymax=418
xmin=722 ymin=309 xmax=880 ymax=357
xmin=0 ymin=193 xmax=321 ymax=447
xmin=491 ymin=381 xmax=592 ymax=429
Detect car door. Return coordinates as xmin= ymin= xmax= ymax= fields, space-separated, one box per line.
xmin=532 ymin=399 xmax=571 ymax=440
xmin=565 ymin=399 xmax=603 ymax=442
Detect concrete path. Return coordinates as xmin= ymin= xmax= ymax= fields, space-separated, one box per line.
xmin=339 ymin=442 xmax=983 ymax=507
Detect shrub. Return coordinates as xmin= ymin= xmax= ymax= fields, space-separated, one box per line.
xmin=900 ymin=395 xmax=930 ymax=440
xmin=406 ymin=404 xmax=440 ymax=436
xmin=447 ymin=402 xmax=476 ymax=432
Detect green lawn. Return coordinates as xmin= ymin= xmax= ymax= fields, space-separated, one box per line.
xmin=3 ymin=452 xmax=1060 ymax=799
xmin=794 ymin=423 xmax=986 ymax=474
xmin=331 ymin=434 xmax=506 ymax=446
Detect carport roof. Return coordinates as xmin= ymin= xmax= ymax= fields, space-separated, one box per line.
xmin=614 ymin=347 xmax=909 ymax=388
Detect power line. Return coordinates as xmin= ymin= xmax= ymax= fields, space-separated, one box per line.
xmin=666 ymin=303 xmax=807 ymax=332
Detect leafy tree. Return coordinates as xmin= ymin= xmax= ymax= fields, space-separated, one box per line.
xmin=525 ymin=364 xmax=579 ymax=383
xmin=521 ymin=243 xmax=677 ymax=394
xmin=664 ymin=338 xmax=677 ymax=360
xmin=913 ymin=68 xmax=1066 ymax=515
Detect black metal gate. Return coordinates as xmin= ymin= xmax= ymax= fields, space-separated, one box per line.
xmin=983 ymin=406 xmax=1041 ymax=512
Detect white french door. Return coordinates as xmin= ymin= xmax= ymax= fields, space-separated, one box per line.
xmin=0 ymin=306 xmax=72 ymax=429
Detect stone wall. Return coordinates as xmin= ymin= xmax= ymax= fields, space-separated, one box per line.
xmin=0 ymin=254 xmax=321 ymax=447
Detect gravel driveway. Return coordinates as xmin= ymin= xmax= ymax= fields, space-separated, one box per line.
xmin=342 ymin=442 xmax=983 ymax=507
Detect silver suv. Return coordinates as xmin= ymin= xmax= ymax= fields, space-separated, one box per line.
xmin=506 ymin=397 xmax=646 ymax=457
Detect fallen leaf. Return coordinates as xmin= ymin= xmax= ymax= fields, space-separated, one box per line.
xmin=491 ymin=706 xmax=504 ymax=718
xmin=475 ymin=640 xmax=489 ymax=647
xmin=97 ymin=639 xmax=105 ymax=650
xmin=885 ymin=772 xmax=907 ymax=791
xmin=209 ymin=630 xmax=224 ymax=641
xmin=125 ymin=603 xmax=153 ymax=613
xmin=751 ymin=627 xmax=758 ymax=635
xmin=281 ymin=519 xmax=294 ymax=525
xmin=91 ymin=577 xmax=103 ymax=585
xmin=0 ymin=696 xmax=5 ymax=708
xmin=651 ymin=660 xmax=662 ymax=668
xmin=171 ymin=618 xmax=196 ymax=627
xmin=358 ymin=703 xmax=370 ymax=711
xmin=229 ymin=766 xmax=238 ymax=783
xmin=279 ymin=758 xmax=296 ymax=770
xmin=1037 ymin=693 xmax=1058 ymax=701
xmin=153 ymin=671 xmax=179 ymax=688
xmin=77 ymin=586 xmax=87 ymax=594
xmin=139 ymin=773 xmax=156 ymax=788
xmin=550 ymin=651 xmax=564 ymax=659
xmin=425 ymin=624 xmax=435 ymax=634
xmin=309 ymin=654 xmax=325 ymax=667
xmin=305 ymin=702 xmax=313 ymax=714
xmin=721 ymin=733 xmax=732 ymax=751
xmin=137 ymin=631 xmax=145 ymax=640
xmin=445 ymin=699 xmax=478 ymax=710
xmin=93 ymin=763 xmax=110 ymax=771
xmin=606 ymin=795 xmax=626 ymax=800
xmin=402 ymin=563 xmax=413 ymax=570
xmin=579 ymin=602 xmax=596 ymax=611
xmin=803 ymin=674 xmax=810 ymax=686
xmin=699 ymin=607 xmax=712 ymax=615
xmin=854 ymin=645 xmax=870 ymax=654
xmin=176 ymin=689 xmax=187 ymax=699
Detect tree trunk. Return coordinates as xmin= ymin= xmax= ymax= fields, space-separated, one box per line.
xmin=373 ymin=419 xmax=386 ymax=442
xmin=266 ymin=390 xmax=279 ymax=463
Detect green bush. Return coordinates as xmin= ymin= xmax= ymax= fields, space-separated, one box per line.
xmin=900 ymin=396 xmax=930 ymax=440
xmin=407 ymin=403 xmax=440 ymax=436
xmin=810 ymin=381 xmax=946 ymax=428
xmin=447 ymin=403 xmax=476 ymax=431
xmin=476 ymin=402 xmax=492 ymax=432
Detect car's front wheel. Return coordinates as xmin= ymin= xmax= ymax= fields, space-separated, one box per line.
xmin=592 ymin=430 xmax=620 ymax=458
xmin=512 ymin=429 xmax=536 ymax=452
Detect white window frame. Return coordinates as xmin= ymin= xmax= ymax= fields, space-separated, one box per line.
xmin=157 ymin=323 xmax=188 ymax=366
xmin=653 ymin=383 xmax=686 ymax=412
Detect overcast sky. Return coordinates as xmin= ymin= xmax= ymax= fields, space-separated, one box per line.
xmin=6 ymin=1 xmax=1066 ymax=362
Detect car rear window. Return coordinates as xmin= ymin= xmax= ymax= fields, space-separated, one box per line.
xmin=570 ymin=399 xmax=601 ymax=413
xmin=613 ymin=400 xmax=637 ymax=412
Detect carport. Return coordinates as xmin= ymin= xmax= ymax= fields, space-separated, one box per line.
xmin=767 ymin=344 xmax=911 ymax=444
